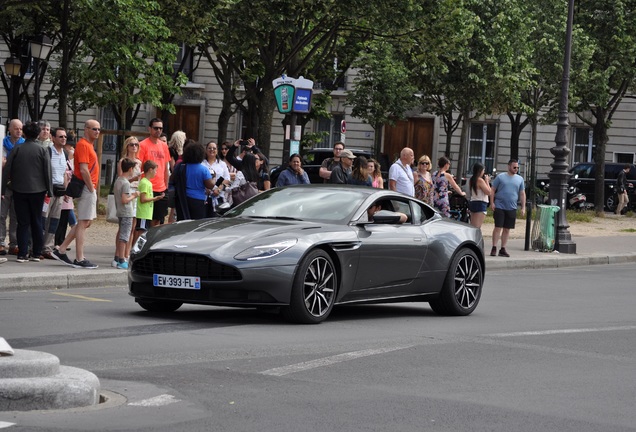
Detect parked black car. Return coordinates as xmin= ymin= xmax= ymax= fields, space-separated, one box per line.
xmin=537 ymin=162 xmax=636 ymax=211
xmin=269 ymin=148 xmax=385 ymax=186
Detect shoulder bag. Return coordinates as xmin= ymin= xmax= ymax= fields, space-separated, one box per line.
xmin=231 ymin=181 xmax=259 ymax=207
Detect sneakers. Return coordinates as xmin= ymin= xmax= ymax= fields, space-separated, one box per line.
xmin=111 ymin=260 xmax=119 ymax=268
xmin=74 ymin=259 xmax=98 ymax=269
xmin=29 ymin=256 xmax=41 ymax=262
xmin=490 ymin=246 xmax=497 ymax=257
xmin=51 ymin=249 xmax=75 ymax=267
xmin=16 ymin=256 xmax=29 ymax=263
xmin=116 ymin=261 xmax=129 ymax=270
xmin=498 ymin=248 xmax=510 ymax=257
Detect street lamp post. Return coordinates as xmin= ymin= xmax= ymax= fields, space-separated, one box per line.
xmin=3 ymin=56 xmax=22 ymax=120
xmin=29 ymin=34 xmax=53 ymax=121
xmin=548 ymin=0 xmax=576 ymax=254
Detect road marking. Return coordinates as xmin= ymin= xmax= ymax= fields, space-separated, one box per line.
xmin=128 ymin=394 xmax=181 ymax=407
xmin=485 ymin=325 xmax=636 ymax=338
xmin=52 ymin=292 xmax=111 ymax=302
xmin=260 ymin=345 xmax=415 ymax=377
xmin=0 ymin=422 xmax=16 ymax=429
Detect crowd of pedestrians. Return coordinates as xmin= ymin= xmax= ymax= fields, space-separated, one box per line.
xmin=1 ymin=116 xmax=527 ymax=267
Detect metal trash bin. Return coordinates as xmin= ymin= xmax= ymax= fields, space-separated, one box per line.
xmin=531 ymin=205 xmax=560 ymax=252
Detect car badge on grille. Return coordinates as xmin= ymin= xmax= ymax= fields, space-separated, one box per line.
xmin=174 ymin=244 xmax=188 ymax=248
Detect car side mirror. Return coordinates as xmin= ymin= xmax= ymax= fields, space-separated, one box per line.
xmin=372 ymin=210 xmax=403 ymax=224
xmin=217 ymin=201 xmax=232 ymax=215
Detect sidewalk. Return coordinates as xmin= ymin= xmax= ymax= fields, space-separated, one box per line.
xmin=1 ymin=234 xmax=634 ymax=292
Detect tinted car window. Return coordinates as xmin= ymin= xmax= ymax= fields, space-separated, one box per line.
xmin=570 ymin=164 xmax=594 ymax=178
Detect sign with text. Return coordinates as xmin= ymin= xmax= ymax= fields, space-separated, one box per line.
xmin=272 ymin=75 xmax=314 ymax=114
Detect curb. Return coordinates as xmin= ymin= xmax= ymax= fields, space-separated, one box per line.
xmin=485 ymin=253 xmax=636 ymax=271
xmin=0 ymin=270 xmax=127 ymax=292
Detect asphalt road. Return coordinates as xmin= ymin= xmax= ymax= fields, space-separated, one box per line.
xmin=1 ymin=264 xmax=636 ymax=431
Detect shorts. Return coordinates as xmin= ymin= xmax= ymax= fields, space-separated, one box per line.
xmin=76 ymin=187 xmax=97 ymax=221
xmin=118 ymin=217 xmax=133 ymax=242
xmin=493 ymin=208 xmax=517 ymax=229
xmin=152 ymin=190 xmax=168 ymax=223
xmin=468 ymin=200 xmax=488 ymax=214
xmin=136 ymin=218 xmax=151 ymax=232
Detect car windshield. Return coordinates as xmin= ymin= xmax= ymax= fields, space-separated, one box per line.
xmin=225 ymin=186 xmax=370 ymax=223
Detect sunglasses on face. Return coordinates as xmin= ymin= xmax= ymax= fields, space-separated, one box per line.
xmin=419 ymin=161 xmax=430 ymax=165
xmin=152 ymin=126 xmax=163 ymax=131
xmin=129 ymin=143 xmax=139 ymax=147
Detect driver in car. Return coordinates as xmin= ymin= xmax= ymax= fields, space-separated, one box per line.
xmin=365 ymin=202 xmax=407 ymax=223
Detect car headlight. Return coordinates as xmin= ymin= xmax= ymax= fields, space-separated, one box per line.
xmin=234 ymin=239 xmax=297 ymax=261
xmin=131 ymin=233 xmax=147 ymax=255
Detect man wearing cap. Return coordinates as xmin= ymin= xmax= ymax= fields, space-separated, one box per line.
xmin=389 ymin=147 xmax=415 ymax=196
xmin=329 ymin=149 xmax=355 ymax=184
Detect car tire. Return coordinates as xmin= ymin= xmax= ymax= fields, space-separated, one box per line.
xmin=429 ymin=248 xmax=482 ymax=316
xmin=137 ymin=299 xmax=183 ymax=313
xmin=281 ymin=249 xmax=337 ymax=324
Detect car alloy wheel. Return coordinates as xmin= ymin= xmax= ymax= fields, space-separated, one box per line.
xmin=429 ymin=249 xmax=482 ymax=316
xmin=282 ymin=249 xmax=337 ymax=324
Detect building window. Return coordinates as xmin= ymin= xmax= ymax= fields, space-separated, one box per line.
xmin=315 ymin=114 xmax=344 ymax=148
xmin=572 ymin=127 xmax=594 ymax=163
xmin=100 ymin=107 xmax=117 ymax=153
xmin=174 ymin=44 xmax=193 ymax=79
xmin=468 ymin=123 xmax=496 ymax=174
xmin=614 ymin=152 xmax=635 ymax=164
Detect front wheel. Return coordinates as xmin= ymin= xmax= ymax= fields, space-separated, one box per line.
xmin=137 ymin=299 xmax=183 ymax=313
xmin=281 ymin=250 xmax=337 ymax=324
xmin=429 ymin=249 xmax=483 ymax=316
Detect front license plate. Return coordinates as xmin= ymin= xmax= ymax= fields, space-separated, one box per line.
xmin=153 ymin=274 xmax=201 ymax=290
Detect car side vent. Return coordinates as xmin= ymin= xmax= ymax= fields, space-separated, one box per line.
xmin=134 ymin=252 xmax=242 ymax=281
xmin=329 ymin=242 xmax=362 ymax=251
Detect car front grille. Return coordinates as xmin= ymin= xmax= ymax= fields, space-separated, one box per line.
xmin=133 ymin=252 xmax=242 ymax=281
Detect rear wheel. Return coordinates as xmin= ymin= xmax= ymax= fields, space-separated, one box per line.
xmin=281 ymin=250 xmax=337 ymax=324
xmin=137 ymin=299 xmax=183 ymax=313
xmin=429 ymin=249 xmax=482 ymax=316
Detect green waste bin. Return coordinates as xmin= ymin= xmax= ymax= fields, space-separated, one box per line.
xmin=531 ymin=205 xmax=560 ymax=252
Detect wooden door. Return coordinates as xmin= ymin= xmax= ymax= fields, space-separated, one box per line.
xmin=383 ymin=118 xmax=434 ymax=163
xmin=157 ymin=106 xmax=201 ymax=142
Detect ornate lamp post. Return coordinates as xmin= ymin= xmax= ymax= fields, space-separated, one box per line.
xmin=548 ymin=0 xmax=576 ymax=254
xmin=3 ymin=56 xmax=22 ymax=120
xmin=29 ymin=34 xmax=53 ymax=121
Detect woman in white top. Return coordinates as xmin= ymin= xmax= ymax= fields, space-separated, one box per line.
xmin=468 ymin=162 xmax=492 ymax=229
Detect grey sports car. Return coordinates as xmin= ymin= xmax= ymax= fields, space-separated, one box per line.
xmin=128 ymin=185 xmax=485 ymax=323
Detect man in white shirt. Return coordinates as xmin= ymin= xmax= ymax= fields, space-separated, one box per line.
xmin=42 ymin=128 xmax=70 ymax=258
xmin=388 ymin=147 xmax=415 ymax=196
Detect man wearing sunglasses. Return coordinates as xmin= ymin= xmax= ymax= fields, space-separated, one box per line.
xmin=138 ymin=118 xmax=170 ymax=226
xmin=490 ymin=159 xmax=526 ymax=257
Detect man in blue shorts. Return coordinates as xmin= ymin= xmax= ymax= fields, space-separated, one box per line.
xmin=490 ymin=159 xmax=526 ymax=257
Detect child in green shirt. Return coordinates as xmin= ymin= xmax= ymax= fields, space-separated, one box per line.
xmin=133 ymin=160 xmax=165 ymax=246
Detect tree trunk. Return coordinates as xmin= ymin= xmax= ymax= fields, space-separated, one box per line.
xmin=373 ymin=122 xmax=383 ymax=157
xmin=592 ymin=110 xmax=609 ymax=216
xmin=529 ymin=116 xmax=538 ymax=206
xmin=256 ymin=88 xmax=275 ymax=156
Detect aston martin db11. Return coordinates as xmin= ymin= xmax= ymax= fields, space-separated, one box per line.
xmin=128 ymin=185 xmax=485 ymax=323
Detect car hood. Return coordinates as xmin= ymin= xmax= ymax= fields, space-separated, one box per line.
xmin=143 ymin=217 xmax=337 ymax=258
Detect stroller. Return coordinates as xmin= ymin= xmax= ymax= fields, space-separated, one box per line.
xmin=448 ymin=192 xmax=470 ymax=223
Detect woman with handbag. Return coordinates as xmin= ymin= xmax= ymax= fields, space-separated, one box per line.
xmin=171 ymin=142 xmax=216 ymax=220
xmin=221 ymin=152 xmax=260 ymax=207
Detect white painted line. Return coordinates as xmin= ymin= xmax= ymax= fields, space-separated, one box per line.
xmin=128 ymin=394 xmax=181 ymax=407
xmin=0 ymin=422 xmax=16 ymax=429
xmin=261 ymin=345 xmax=414 ymax=377
xmin=486 ymin=325 xmax=636 ymax=338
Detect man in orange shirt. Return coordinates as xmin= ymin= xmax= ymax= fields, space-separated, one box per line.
xmin=52 ymin=120 xmax=100 ymax=269
xmin=137 ymin=118 xmax=170 ymax=226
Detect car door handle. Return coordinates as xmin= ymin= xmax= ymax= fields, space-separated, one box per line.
xmin=413 ymin=237 xmax=422 ymax=242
